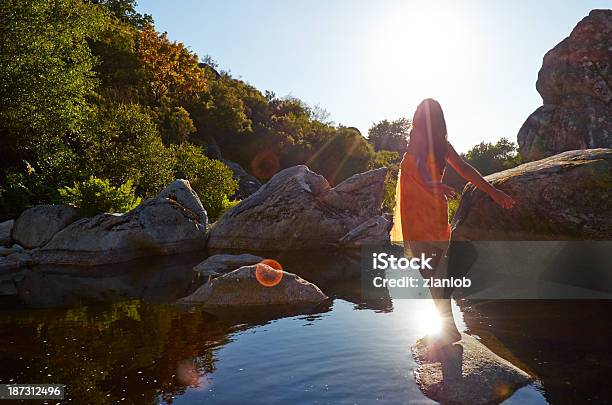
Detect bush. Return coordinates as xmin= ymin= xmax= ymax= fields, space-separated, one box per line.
xmin=59 ymin=176 xmax=141 ymax=217
xmin=171 ymin=143 xmax=238 ymax=220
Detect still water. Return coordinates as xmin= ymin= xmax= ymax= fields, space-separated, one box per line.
xmin=0 ymin=252 xmax=610 ymax=404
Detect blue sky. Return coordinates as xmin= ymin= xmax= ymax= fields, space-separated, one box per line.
xmin=137 ymin=0 xmax=610 ymax=152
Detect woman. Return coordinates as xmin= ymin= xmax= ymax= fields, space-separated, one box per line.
xmin=397 ymin=98 xmax=514 ymax=343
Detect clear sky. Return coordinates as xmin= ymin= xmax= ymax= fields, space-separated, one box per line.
xmin=136 ymin=0 xmax=610 ymax=152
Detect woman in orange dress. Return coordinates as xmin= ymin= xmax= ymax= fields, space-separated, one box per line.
xmin=399 ymin=98 xmax=514 ymax=343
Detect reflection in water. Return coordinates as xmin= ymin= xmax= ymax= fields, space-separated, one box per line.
xmin=0 ymin=250 xmax=603 ymax=404
xmin=461 ymin=300 xmax=612 ymax=405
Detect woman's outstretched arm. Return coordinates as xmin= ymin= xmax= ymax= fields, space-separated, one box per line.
xmin=446 ymin=142 xmax=515 ymax=209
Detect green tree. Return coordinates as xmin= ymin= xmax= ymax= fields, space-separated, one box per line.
xmin=0 ymin=0 xmax=106 ymax=214
xmin=171 ymin=143 xmax=238 ymax=220
xmin=59 ymin=176 xmax=141 ymax=217
xmin=367 ymin=118 xmax=411 ymax=157
xmin=465 ymin=137 xmax=521 ymax=176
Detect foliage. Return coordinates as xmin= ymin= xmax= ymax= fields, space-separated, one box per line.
xmin=59 ymin=176 xmax=141 ymax=217
xmin=171 ymin=143 xmax=238 ymax=220
xmin=92 ymin=0 xmax=153 ymax=29
xmin=465 ymin=138 xmax=521 ymax=176
xmin=447 ymin=193 xmax=462 ymax=222
xmin=369 ymin=151 xmax=400 ymax=213
xmin=368 ymin=118 xmax=411 ymax=156
xmin=137 ymin=25 xmax=208 ymax=103
xmin=81 ymin=103 xmax=175 ymax=197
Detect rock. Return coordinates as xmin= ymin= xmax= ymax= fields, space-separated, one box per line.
xmin=518 ymin=10 xmax=612 ymax=162
xmin=412 ymin=333 xmax=532 ymax=405
xmin=208 ymin=165 xmax=388 ymax=251
xmin=193 ymin=253 xmax=263 ymax=277
xmin=0 ymin=251 xmax=32 ymax=272
xmin=157 ymin=179 xmax=207 ymax=226
xmin=179 ymin=264 xmax=328 ymax=306
xmin=223 ymin=159 xmax=262 ymax=200
xmin=452 ymin=149 xmax=612 ymax=240
xmin=32 ymin=183 xmax=207 ymax=266
xmin=0 ymin=220 xmax=14 ymax=246
xmin=338 ymin=216 xmax=391 ymax=247
xmin=12 ymin=205 xmax=78 ymax=249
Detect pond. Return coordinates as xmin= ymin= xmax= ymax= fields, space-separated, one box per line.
xmin=0 ymin=252 xmax=610 ymax=404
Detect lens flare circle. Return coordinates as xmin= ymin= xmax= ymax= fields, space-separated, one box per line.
xmin=255 ymin=260 xmax=283 ymax=287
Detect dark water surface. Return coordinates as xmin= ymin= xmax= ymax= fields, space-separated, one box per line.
xmin=0 ymin=253 xmax=610 ymax=404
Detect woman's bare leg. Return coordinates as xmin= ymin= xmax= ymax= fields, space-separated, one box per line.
xmin=407 ymin=241 xmax=461 ymax=343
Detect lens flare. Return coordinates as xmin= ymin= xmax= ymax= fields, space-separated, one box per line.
xmin=251 ymin=150 xmax=280 ymax=180
xmin=255 ymin=261 xmax=283 ymax=287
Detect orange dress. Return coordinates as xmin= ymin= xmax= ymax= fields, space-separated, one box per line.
xmin=399 ymin=151 xmax=451 ymax=242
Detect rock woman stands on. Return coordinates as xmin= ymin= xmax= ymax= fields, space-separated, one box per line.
xmin=395 ymin=98 xmax=515 ymax=343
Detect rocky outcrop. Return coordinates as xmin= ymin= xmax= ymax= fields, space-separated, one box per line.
xmin=452 ymin=149 xmax=612 ymax=241
xmin=207 ymin=165 xmax=389 ymax=251
xmin=0 ymin=220 xmax=13 ymax=246
xmin=222 ymin=159 xmax=262 ymax=200
xmin=179 ymin=264 xmax=328 ymax=306
xmin=193 ymin=253 xmax=263 ymax=277
xmin=517 ymin=10 xmax=612 ymax=162
xmin=32 ymin=180 xmax=207 ymax=266
xmin=158 ymin=179 xmax=208 ymax=226
xmin=412 ymin=334 xmax=532 ymax=405
xmin=12 ymin=205 xmax=78 ymax=249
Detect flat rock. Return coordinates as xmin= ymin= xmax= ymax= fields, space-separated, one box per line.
xmin=193 ymin=253 xmax=263 ymax=277
xmin=0 ymin=220 xmax=14 ymax=246
xmin=179 ymin=264 xmax=328 ymax=306
xmin=412 ymin=334 xmax=532 ymax=405
xmin=518 ymin=10 xmax=612 ymax=161
xmin=207 ymin=165 xmax=388 ymax=251
xmin=12 ymin=205 xmax=78 ymax=248
xmin=452 ymin=149 xmax=612 ymax=240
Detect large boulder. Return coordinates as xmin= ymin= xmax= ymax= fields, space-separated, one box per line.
xmin=158 ymin=179 xmax=208 ymax=226
xmin=207 ymin=165 xmax=388 ymax=251
xmin=222 ymin=159 xmax=262 ymax=199
xmin=12 ymin=205 xmax=78 ymax=249
xmin=412 ymin=334 xmax=532 ymax=404
xmin=452 ymin=149 xmax=612 ymax=241
xmin=193 ymin=253 xmax=263 ymax=277
xmin=179 ymin=264 xmax=327 ymax=306
xmin=517 ymin=10 xmax=612 ymax=162
xmin=0 ymin=220 xmax=14 ymax=246
xmin=33 ymin=180 xmax=207 ymax=266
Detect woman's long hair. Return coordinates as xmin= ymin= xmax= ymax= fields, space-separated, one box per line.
xmin=410 ymin=98 xmax=448 ymax=175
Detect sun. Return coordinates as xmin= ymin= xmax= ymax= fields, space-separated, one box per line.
xmin=367 ymin=2 xmax=475 ymax=102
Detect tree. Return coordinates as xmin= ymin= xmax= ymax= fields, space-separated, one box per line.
xmin=367 ymin=118 xmax=411 ymax=157
xmin=465 ymin=138 xmax=521 ymax=176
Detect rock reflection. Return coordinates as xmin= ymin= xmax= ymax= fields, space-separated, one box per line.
xmin=460 ymin=299 xmax=612 ymax=404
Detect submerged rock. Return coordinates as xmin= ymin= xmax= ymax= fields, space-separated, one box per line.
xmin=0 ymin=220 xmax=14 ymax=246
xmin=33 ymin=180 xmax=207 ymax=266
xmin=179 ymin=264 xmax=328 ymax=306
xmin=193 ymin=253 xmax=263 ymax=277
xmin=12 ymin=205 xmax=78 ymax=249
xmin=452 ymin=149 xmax=612 ymax=240
xmin=207 ymin=165 xmax=388 ymax=251
xmin=517 ymin=10 xmax=612 ymax=161
xmin=412 ymin=334 xmax=532 ymax=405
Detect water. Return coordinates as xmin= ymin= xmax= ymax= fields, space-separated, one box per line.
xmin=0 ymin=252 xmax=610 ymax=404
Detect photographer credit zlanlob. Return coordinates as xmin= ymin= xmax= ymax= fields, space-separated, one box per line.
xmin=371 ymin=252 xmax=471 ymax=288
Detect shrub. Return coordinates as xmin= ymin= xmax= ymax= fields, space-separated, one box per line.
xmin=171 ymin=143 xmax=238 ymax=220
xmin=59 ymin=176 xmax=141 ymax=217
